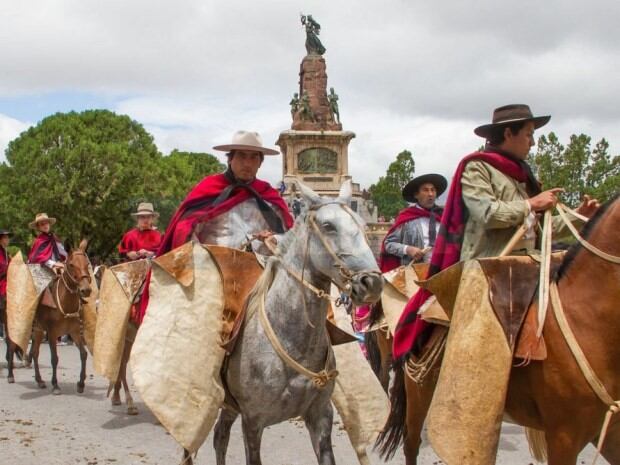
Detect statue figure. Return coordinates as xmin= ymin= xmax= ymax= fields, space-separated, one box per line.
xmin=300 ymin=14 xmax=326 ymax=55
xmin=299 ymin=91 xmax=315 ymax=122
xmin=328 ymin=87 xmax=340 ymax=124
xmin=289 ymin=92 xmax=300 ymax=118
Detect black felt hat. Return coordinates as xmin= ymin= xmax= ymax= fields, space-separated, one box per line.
xmin=402 ymin=174 xmax=448 ymax=202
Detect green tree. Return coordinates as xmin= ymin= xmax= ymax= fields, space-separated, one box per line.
xmin=0 ymin=110 xmax=164 ymax=258
xmin=369 ymin=150 xmax=415 ymax=219
xmin=156 ymin=149 xmax=225 ymax=226
xmin=531 ymin=132 xmax=620 ymax=207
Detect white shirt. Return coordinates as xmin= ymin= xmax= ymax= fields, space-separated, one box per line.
xmin=196 ymin=198 xmax=285 ymax=252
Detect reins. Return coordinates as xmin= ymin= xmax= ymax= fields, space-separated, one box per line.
xmin=53 ymin=251 xmax=92 ymax=319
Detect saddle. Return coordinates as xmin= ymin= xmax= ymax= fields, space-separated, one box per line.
xmin=419 ymin=253 xmax=566 ymax=361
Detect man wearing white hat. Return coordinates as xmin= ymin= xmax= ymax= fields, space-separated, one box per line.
xmin=157 ymin=130 xmax=294 ymax=255
xmin=118 ymin=202 xmax=162 ymax=262
xmin=136 ymin=131 xmax=294 ymax=324
xmin=27 ymin=213 xmax=68 ymax=273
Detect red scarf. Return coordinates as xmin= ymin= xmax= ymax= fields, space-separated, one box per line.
xmin=118 ymin=228 xmax=162 ymax=261
xmin=27 ymin=233 xmax=65 ymax=265
xmin=378 ymin=205 xmax=442 ymax=273
xmin=136 ymin=172 xmax=294 ymax=325
xmin=0 ymin=246 xmax=9 ymax=297
xmin=392 ymin=151 xmax=537 ymax=360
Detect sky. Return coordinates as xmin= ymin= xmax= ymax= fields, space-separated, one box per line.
xmin=0 ymin=0 xmax=618 ymax=188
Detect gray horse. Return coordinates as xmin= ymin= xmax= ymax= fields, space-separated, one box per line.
xmin=184 ymin=181 xmax=383 ymax=465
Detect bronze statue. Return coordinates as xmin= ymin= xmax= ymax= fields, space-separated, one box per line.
xmin=289 ymin=92 xmax=300 ymax=117
xmin=301 ymin=14 xmax=326 ymax=55
xmin=299 ymin=91 xmax=315 ymax=122
xmin=328 ymin=87 xmax=340 ymax=124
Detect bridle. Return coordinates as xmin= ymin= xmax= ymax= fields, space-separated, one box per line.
xmin=270 ymin=201 xmax=381 ymax=302
xmin=54 ymin=250 xmax=92 ymax=319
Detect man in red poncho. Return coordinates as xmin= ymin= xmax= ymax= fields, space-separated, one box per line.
xmin=137 ymin=131 xmax=294 ymax=323
xmin=27 ymin=213 xmax=67 ymax=273
xmin=118 ymin=202 xmax=162 ymax=262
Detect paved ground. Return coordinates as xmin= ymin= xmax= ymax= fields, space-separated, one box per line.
xmin=0 ymin=343 xmax=606 ymax=465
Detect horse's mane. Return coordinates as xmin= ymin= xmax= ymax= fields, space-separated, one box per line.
xmin=556 ymin=192 xmax=619 ymax=280
xmin=244 ymin=257 xmax=278 ymax=321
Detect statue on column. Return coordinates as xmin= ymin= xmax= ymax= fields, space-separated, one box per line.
xmin=301 ymin=14 xmax=326 ymax=56
xmin=299 ymin=91 xmax=315 ymax=122
xmin=289 ymin=93 xmax=300 ymax=119
xmin=328 ymin=87 xmax=340 ymax=124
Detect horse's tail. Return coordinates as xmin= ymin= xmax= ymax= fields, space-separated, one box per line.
xmin=525 ymin=427 xmax=548 ymax=462
xmin=374 ymin=366 xmax=407 ymax=459
xmin=364 ymin=331 xmax=382 ymax=378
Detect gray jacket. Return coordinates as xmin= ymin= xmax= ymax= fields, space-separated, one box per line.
xmin=383 ymin=217 xmax=432 ymax=265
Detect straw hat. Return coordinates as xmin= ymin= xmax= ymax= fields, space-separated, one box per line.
xmin=213 ymin=130 xmax=279 ymax=155
xmin=474 ymin=104 xmax=550 ymax=139
xmin=29 ymin=213 xmax=56 ymax=229
xmin=131 ymin=202 xmax=159 ymax=218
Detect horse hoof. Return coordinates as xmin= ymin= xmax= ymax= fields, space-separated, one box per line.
xmin=76 ymin=383 xmax=85 ymax=394
xmin=127 ymin=406 xmax=139 ymax=416
xmin=7 ymin=376 xmax=14 ymax=384
xmin=37 ymin=382 xmax=46 ymax=389
xmin=111 ymin=399 xmax=122 ymax=406
xmin=52 ymin=387 xmax=61 ymax=395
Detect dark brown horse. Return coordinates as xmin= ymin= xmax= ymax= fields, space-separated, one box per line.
xmin=377 ymin=194 xmax=620 ymax=465
xmin=364 ymin=303 xmax=393 ymax=392
xmin=9 ymin=240 xmax=93 ymax=394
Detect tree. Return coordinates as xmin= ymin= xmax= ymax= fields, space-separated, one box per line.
xmin=531 ymin=132 xmax=620 ymax=207
xmin=156 ymin=150 xmax=225 ymax=226
xmin=369 ymin=150 xmax=415 ymax=219
xmin=0 ymin=110 xmax=164 ymax=258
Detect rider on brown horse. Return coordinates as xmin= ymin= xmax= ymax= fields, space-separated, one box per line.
xmin=27 ymin=213 xmax=67 ymax=273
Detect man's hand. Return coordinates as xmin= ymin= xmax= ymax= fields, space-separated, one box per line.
xmin=405 ymin=246 xmax=425 ymax=261
xmin=138 ymin=249 xmax=155 ymax=259
xmin=52 ymin=262 xmax=65 ymax=274
xmin=575 ymin=194 xmax=600 ymax=219
xmin=254 ymin=230 xmax=274 ymax=242
xmin=127 ymin=251 xmax=139 ymax=260
xmin=528 ymin=188 xmax=564 ymax=212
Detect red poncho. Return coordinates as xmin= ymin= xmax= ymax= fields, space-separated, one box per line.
xmin=0 ymin=246 xmax=9 ymax=297
xmin=392 ymin=150 xmax=540 ymax=360
xmin=118 ymin=228 xmax=162 ymax=261
xmin=136 ymin=172 xmax=294 ymax=324
xmin=378 ymin=205 xmax=443 ymax=273
xmin=27 ymin=233 xmax=65 ymax=265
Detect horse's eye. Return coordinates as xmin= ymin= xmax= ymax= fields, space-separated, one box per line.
xmin=322 ymin=222 xmax=336 ymax=233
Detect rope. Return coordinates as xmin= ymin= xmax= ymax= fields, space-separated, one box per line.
xmin=550 ymin=282 xmax=619 ymax=463
xmin=404 ymin=329 xmax=447 ymax=384
xmin=258 ymin=291 xmax=338 ymax=388
xmin=536 ymin=210 xmax=553 ymax=338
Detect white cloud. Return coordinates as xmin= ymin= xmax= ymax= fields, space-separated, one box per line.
xmin=0 ymin=114 xmax=30 ymax=160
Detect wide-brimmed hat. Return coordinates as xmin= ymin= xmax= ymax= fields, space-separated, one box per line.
xmin=131 ymin=202 xmax=159 ymax=218
xmin=29 ymin=213 xmax=56 ymax=229
xmin=213 ymin=130 xmax=279 ymax=155
xmin=474 ymin=104 xmax=551 ymax=138
xmin=0 ymin=229 xmax=12 ymax=236
xmin=402 ymin=174 xmax=448 ymax=202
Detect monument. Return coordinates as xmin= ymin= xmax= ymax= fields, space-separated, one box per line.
xmin=277 ymin=14 xmax=378 ymax=224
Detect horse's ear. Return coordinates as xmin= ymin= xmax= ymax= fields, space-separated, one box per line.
xmin=79 ymin=239 xmax=88 ymax=252
xmin=337 ymin=180 xmax=352 ymax=204
xmin=297 ymin=181 xmax=322 ymax=207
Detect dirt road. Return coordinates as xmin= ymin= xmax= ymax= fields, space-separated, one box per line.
xmin=0 ymin=344 xmax=605 ymax=464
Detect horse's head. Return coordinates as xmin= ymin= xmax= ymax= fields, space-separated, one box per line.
xmin=295 ymin=181 xmax=383 ymax=305
xmin=66 ymin=239 xmax=92 ymax=299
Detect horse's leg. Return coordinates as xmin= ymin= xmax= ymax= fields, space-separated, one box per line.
xmin=545 ymin=429 xmax=580 ymax=465
xmin=303 ymin=400 xmax=336 ymax=465
xmin=31 ymin=329 xmax=46 ymax=389
xmin=214 ymin=409 xmax=238 ymax=465
xmin=596 ymin=419 xmax=620 ymax=465
xmin=6 ymin=339 xmax=15 ymax=383
xmin=71 ymin=329 xmax=87 ymax=394
xmin=181 ymin=449 xmax=193 ymax=465
xmin=48 ymin=330 xmax=61 ymax=395
xmin=120 ymin=340 xmax=137 ymax=415
xmin=241 ymin=418 xmax=264 ymax=465
xmin=377 ymin=329 xmax=393 ymax=392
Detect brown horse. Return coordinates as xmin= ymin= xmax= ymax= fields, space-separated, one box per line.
xmin=109 ymin=323 xmax=138 ymax=415
xmin=377 ymin=194 xmax=620 ymax=465
xmin=12 ymin=240 xmax=93 ymax=394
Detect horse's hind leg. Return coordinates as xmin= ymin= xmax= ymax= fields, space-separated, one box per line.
xmin=214 ymin=409 xmax=238 ymax=465
xmin=31 ymin=329 xmax=46 ymax=389
xmin=303 ymin=400 xmax=336 ymax=465
xmin=241 ymin=418 xmax=265 ymax=465
xmin=120 ymin=340 xmax=137 ymax=415
xmin=48 ymin=331 xmax=61 ymax=395
xmin=377 ymin=329 xmax=393 ymax=391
